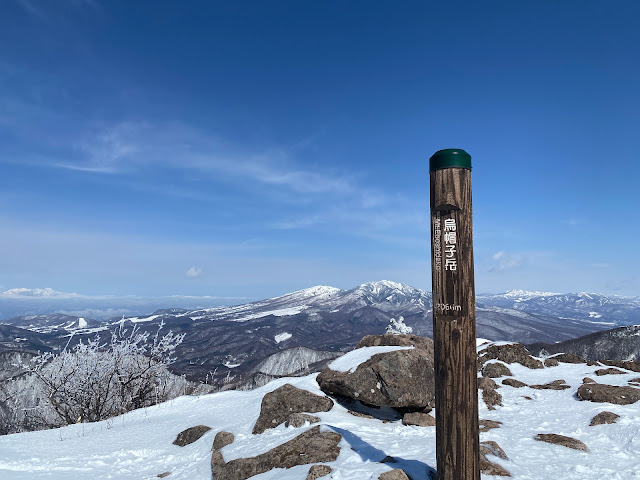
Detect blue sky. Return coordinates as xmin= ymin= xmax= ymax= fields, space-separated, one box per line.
xmin=1 ymin=0 xmax=639 ymax=299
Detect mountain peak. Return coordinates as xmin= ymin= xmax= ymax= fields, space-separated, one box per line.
xmin=0 ymin=287 xmax=77 ymax=298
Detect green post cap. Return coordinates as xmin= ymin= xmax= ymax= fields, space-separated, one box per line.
xmin=429 ymin=148 xmax=472 ymax=172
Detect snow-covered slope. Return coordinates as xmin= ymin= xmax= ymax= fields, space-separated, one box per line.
xmin=1 ymin=345 xmax=639 ymax=479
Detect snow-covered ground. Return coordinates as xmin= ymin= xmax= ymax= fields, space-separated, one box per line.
xmin=1 ymin=346 xmax=639 ymax=479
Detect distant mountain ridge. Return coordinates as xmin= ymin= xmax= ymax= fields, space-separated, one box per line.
xmin=1 ymin=281 xmax=639 ymax=388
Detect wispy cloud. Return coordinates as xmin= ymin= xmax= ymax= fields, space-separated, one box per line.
xmin=489 ymin=251 xmax=526 ymax=272
xmin=185 ymin=266 xmax=203 ymax=278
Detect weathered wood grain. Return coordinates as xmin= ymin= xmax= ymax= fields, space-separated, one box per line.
xmin=430 ymin=167 xmax=480 ymax=480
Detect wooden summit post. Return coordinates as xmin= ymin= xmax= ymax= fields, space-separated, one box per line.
xmin=429 ymin=148 xmax=479 ymax=480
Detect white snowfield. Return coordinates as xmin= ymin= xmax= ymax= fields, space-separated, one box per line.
xmin=1 ymin=345 xmax=640 ymax=479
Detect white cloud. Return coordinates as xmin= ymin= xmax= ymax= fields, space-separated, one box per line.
xmin=489 ymin=251 xmax=525 ymax=272
xmin=185 ymin=267 xmax=203 ymax=278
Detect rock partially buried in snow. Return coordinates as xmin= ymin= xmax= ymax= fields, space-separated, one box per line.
xmin=595 ymin=368 xmax=626 ymax=376
xmin=478 ymin=343 xmax=543 ymax=370
xmin=211 ymin=426 xmax=341 ymax=480
xmin=547 ymin=353 xmax=587 ymax=365
xmin=357 ymin=333 xmax=434 ymax=354
xmin=479 ymin=419 xmax=503 ymax=432
xmin=502 ymin=378 xmax=527 ymax=388
xmin=582 ymin=377 xmax=596 ymax=384
xmin=480 ymin=440 xmax=510 ymax=476
xmin=534 ymin=433 xmax=589 ymax=452
xmin=173 ymin=425 xmax=211 ymax=446
xmin=402 ymin=412 xmax=436 ymax=426
xmin=530 ymin=379 xmax=571 ymax=390
xmin=590 ymin=411 xmax=620 ymax=426
xmin=252 ymin=384 xmax=333 ymax=434
xmin=378 ymin=469 xmax=410 ymax=480
xmin=478 ymin=376 xmax=502 ymax=410
xmin=577 ymin=383 xmax=640 ymax=405
xmin=213 ymin=431 xmax=234 ymax=451
xmin=482 ymin=362 xmax=513 ymax=378
xmin=286 ymin=413 xmax=321 ymax=428
xmin=601 ymin=359 xmax=640 ymax=373
xmin=317 ymin=335 xmax=435 ymax=409
xmin=306 ymin=464 xmax=332 ymax=479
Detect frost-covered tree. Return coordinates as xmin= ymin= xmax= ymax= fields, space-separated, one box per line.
xmin=385 ymin=316 xmax=413 ymax=335
xmin=21 ymin=322 xmax=187 ymax=428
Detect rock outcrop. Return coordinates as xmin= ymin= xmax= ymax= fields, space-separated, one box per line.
xmin=534 ymin=433 xmax=588 ymax=452
xmin=480 ymin=440 xmax=510 ymax=476
xmin=478 ymin=343 xmax=543 ymax=370
xmin=317 ymin=334 xmax=435 ymax=409
xmin=213 ymin=431 xmax=234 ymax=451
xmin=306 ymin=464 xmax=332 ymax=479
xmin=173 ymin=425 xmax=211 ymax=446
xmin=482 ymin=362 xmax=513 ymax=378
xmin=402 ymin=412 xmax=436 ymax=426
xmin=211 ymin=426 xmax=341 ymax=480
xmin=589 ymin=411 xmax=620 ymax=426
xmin=252 ymin=384 xmax=333 ymax=434
xmin=478 ymin=376 xmax=502 ymax=410
xmin=577 ymin=383 xmax=640 ymax=405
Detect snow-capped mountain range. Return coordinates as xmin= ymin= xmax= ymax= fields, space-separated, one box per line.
xmin=1 ymin=281 xmax=639 ymax=388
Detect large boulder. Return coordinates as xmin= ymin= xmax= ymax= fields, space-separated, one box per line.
xmin=478 ymin=377 xmax=502 ymax=410
xmin=482 ymin=362 xmax=513 ymax=378
xmin=317 ymin=335 xmax=435 ymax=409
xmin=252 ymin=384 xmax=333 ymax=434
xmin=577 ymin=383 xmax=640 ymax=405
xmin=589 ymin=411 xmax=620 ymax=426
xmin=478 ymin=343 xmax=543 ymax=370
xmin=211 ymin=426 xmax=341 ymax=480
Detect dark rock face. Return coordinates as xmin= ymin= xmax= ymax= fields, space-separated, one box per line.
xmin=306 ymin=464 xmax=332 ymax=480
xmin=285 ymin=413 xmax=321 ymax=428
xmin=478 ymin=376 xmax=502 ymax=410
xmin=601 ymin=360 xmax=640 ymax=373
xmin=317 ymin=343 xmax=435 ymax=409
xmin=590 ymin=411 xmax=620 ymax=426
xmin=482 ymin=362 xmax=513 ymax=378
xmin=479 ymin=419 xmax=502 ymax=432
xmin=378 ymin=470 xmax=410 ymax=480
xmin=530 ymin=379 xmax=571 ymax=390
xmin=213 ymin=431 xmax=235 ymax=451
xmin=478 ymin=343 xmax=543 ymax=370
xmin=252 ymin=384 xmax=334 ymax=434
xmin=480 ymin=440 xmax=510 ymax=476
xmin=402 ymin=412 xmax=436 ymax=427
xmin=172 ymin=425 xmax=211 ymax=446
xmin=502 ymin=378 xmax=527 ymax=388
xmin=595 ymin=368 xmax=626 ymax=376
xmin=550 ymin=353 xmax=587 ymax=364
xmin=534 ymin=433 xmax=589 ymax=452
xmin=211 ymin=426 xmax=341 ymax=480
xmin=577 ymin=383 xmax=640 ymax=405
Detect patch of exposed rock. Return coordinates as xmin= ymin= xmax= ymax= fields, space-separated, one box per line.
xmin=543 ymin=358 xmax=559 ymax=367
xmin=549 ymin=353 xmax=586 ymax=364
xmin=534 ymin=433 xmax=588 ymax=452
xmin=480 ymin=440 xmax=510 ymax=476
xmin=211 ymin=426 xmax=341 ymax=480
xmin=482 ymin=362 xmax=513 ymax=378
xmin=582 ymin=377 xmax=596 ymax=384
xmin=530 ymin=379 xmax=570 ymax=390
xmin=378 ymin=469 xmax=410 ymax=480
xmin=601 ymin=360 xmax=640 ymax=373
xmin=173 ymin=425 xmax=211 ymax=446
xmin=402 ymin=412 xmax=436 ymax=426
xmin=478 ymin=343 xmax=543 ymax=370
xmin=502 ymin=378 xmax=527 ymax=388
xmin=306 ymin=464 xmax=332 ymax=479
xmin=478 ymin=376 xmax=502 ymax=410
xmin=590 ymin=411 xmax=620 ymax=426
xmin=317 ymin=336 xmax=435 ymax=409
xmin=213 ymin=431 xmax=234 ymax=451
xmin=357 ymin=333 xmax=434 ymax=354
xmin=286 ymin=413 xmax=320 ymax=428
xmin=577 ymin=383 xmax=640 ymax=405
xmin=595 ymin=368 xmax=626 ymax=376
xmin=252 ymin=384 xmax=333 ymax=434
xmin=479 ymin=419 xmax=502 ymax=432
